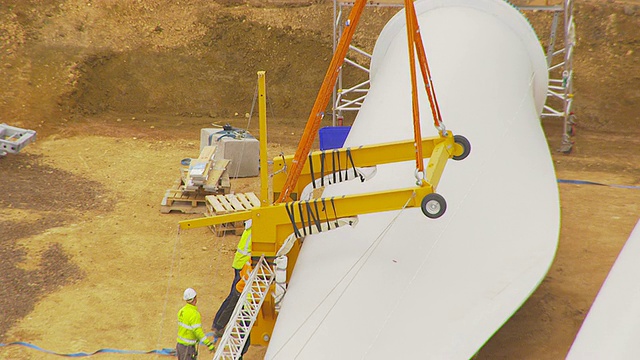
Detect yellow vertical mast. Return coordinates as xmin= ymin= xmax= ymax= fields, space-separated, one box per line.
xmin=258 ymin=71 xmax=269 ymax=206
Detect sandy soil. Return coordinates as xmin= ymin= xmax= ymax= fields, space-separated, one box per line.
xmin=1 ymin=0 xmax=639 ymax=359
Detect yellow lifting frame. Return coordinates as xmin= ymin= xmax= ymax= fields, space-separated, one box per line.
xmin=178 ymin=134 xmax=461 ymax=346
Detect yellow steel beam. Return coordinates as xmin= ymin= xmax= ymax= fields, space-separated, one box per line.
xmin=272 ymin=132 xmax=463 ymax=199
xmin=180 ymin=210 xmax=252 ymax=230
xmin=179 ymin=184 xmax=437 ymax=255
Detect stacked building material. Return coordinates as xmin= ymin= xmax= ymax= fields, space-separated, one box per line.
xmin=185 ymin=146 xmax=218 ymax=190
xmin=161 ymin=145 xmax=231 ymax=214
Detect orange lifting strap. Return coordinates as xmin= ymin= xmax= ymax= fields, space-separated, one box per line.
xmin=404 ymin=0 xmax=424 ymax=173
xmin=277 ymin=0 xmax=445 ymax=202
xmin=405 ymin=0 xmax=445 ymax=175
xmin=408 ymin=1 xmax=444 ymax=133
xmin=275 ymin=0 xmax=367 ymax=204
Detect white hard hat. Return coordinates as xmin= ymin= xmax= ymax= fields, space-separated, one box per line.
xmin=244 ymin=219 xmax=252 ymax=230
xmin=183 ymin=288 xmax=197 ymax=301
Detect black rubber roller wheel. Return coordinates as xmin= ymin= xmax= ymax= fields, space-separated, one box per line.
xmin=453 ymin=135 xmax=471 ymax=161
xmin=421 ymin=193 xmax=447 ymax=219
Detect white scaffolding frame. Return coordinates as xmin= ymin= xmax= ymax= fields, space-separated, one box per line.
xmin=520 ymin=1 xmax=576 ymax=153
xmin=331 ymin=0 xmax=576 ymax=153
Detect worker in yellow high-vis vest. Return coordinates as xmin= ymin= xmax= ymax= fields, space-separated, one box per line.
xmin=211 ymin=219 xmax=252 ymax=336
xmin=176 ymin=288 xmax=215 ymax=360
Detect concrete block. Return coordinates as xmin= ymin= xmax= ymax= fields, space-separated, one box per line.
xmin=200 ymin=127 xmax=259 ymax=178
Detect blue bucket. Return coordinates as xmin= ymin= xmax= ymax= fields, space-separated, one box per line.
xmin=319 ymin=126 xmax=351 ymax=150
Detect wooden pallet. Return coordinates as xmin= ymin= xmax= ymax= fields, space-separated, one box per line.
xmin=205 ymin=192 xmax=262 ymax=236
xmin=160 ymin=184 xmax=209 ymax=214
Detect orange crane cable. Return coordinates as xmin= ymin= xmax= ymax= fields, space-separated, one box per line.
xmin=408 ymin=2 xmax=444 ymax=133
xmin=404 ymin=0 xmax=424 ymax=174
xmin=275 ymin=0 xmax=368 ymax=204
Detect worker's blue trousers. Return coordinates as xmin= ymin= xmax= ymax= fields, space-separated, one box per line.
xmin=212 ymin=268 xmax=241 ymax=331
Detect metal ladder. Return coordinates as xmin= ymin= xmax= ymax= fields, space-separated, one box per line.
xmin=213 ymin=255 xmax=275 ymax=360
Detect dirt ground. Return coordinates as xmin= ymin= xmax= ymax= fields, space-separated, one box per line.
xmin=1 ymin=0 xmax=639 ymax=359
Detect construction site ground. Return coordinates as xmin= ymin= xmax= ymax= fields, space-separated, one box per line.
xmin=1 ymin=0 xmax=639 ymax=359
